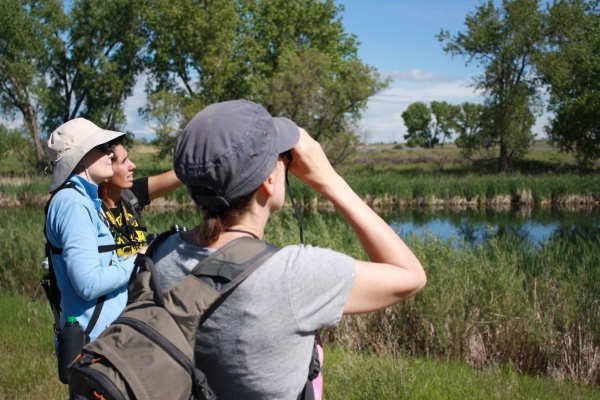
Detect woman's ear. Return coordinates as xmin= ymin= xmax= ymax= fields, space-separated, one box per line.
xmin=259 ymin=171 xmax=276 ymax=198
xmin=72 ymin=158 xmax=85 ymax=174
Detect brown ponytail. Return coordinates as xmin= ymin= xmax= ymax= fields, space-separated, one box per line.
xmin=195 ymin=189 xmax=258 ymax=243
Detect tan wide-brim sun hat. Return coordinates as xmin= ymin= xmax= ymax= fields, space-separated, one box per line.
xmin=46 ymin=118 xmax=125 ymax=193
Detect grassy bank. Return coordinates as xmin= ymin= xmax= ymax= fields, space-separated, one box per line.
xmin=2 ymin=172 xmax=599 ymax=208
xmin=1 ymin=143 xmax=599 ymax=207
xmin=3 ymin=293 xmax=599 ymax=399
xmin=323 ymin=232 xmax=600 ymax=386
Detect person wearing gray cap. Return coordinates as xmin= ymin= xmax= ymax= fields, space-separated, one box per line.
xmin=44 ymin=118 xmax=143 ymax=350
xmin=151 ymin=100 xmax=426 ymax=399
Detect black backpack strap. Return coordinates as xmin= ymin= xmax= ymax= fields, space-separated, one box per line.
xmin=128 ymin=228 xmax=184 ymax=306
xmin=121 ymin=189 xmax=146 ymax=233
xmin=100 ymin=189 xmax=147 ymax=252
xmin=111 ymin=316 xmax=216 ymax=400
xmin=84 ymin=294 xmax=107 ymax=337
xmin=121 ymin=189 xmax=141 ymax=217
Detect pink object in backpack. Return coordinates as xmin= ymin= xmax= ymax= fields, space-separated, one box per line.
xmin=313 ymin=332 xmax=324 ymax=400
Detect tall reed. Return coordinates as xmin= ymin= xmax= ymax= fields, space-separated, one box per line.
xmin=324 ymin=232 xmax=600 ymax=386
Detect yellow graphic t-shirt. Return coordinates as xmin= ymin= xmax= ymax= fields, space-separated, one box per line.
xmin=111 ymin=209 xmax=146 ymax=257
xmin=103 ymin=201 xmax=146 ymax=257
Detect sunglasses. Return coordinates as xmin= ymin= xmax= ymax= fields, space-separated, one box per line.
xmin=94 ymin=142 xmax=113 ymax=155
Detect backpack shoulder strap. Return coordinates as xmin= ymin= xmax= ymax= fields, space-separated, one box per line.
xmin=127 ymin=228 xmax=182 ymax=306
xmin=121 ymin=189 xmax=143 ymax=224
xmin=190 ymin=237 xmax=280 ymax=295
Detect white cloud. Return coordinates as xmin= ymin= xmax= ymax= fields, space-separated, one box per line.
xmin=384 ymin=68 xmax=462 ymax=83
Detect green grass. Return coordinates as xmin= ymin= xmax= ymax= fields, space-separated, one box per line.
xmin=323 ymin=345 xmax=600 ymax=399
xmin=2 ymin=291 xmax=598 ymax=399
xmin=0 ymin=293 xmax=67 ymax=399
xmin=3 ymin=172 xmax=599 ymax=207
xmin=344 ymin=142 xmax=592 ymax=176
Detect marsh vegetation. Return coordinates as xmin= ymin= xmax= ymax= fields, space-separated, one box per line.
xmin=1 ymin=144 xmax=598 ymax=397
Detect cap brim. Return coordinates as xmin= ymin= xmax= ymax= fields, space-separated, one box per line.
xmin=273 ymin=117 xmax=300 ymax=154
xmin=48 ymin=129 xmax=125 ymax=192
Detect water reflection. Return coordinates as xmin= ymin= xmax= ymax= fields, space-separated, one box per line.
xmin=387 ymin=205 xmax=600 ymax=246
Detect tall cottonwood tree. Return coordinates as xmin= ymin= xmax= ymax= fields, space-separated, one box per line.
xmin=143 ymin=0 xmax=240 ymax=105
xmin=143 ymin=0 xmax=388 ymax=163
xmin=0 ymin=0 xmax=147 ymax=171
xmin=42 ymin=0 xmax=147 ymax=132
xmin=537 ymin=0 xmax=600 ymax=168
xmin=438 ymin=0 xmax=544 ymax=173
xmin=0 ymin=0 xmax=65 ymax=171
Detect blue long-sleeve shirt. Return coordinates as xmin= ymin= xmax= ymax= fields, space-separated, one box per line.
xmin=46 ymin=175 xmax=136 ymax=340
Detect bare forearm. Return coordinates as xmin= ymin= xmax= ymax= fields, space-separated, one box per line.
xmin=147 ymin=170 xmax=183 ymax=201
xmin=320 ymin=174 xmax=423 ymax=273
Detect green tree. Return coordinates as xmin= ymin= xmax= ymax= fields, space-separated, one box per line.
xmin=430 ymin=101 xmax=461 ymax=146
xmin=139 ymin=90 xmax=183 ymax=158
xmin=401 ymin=102 xmax=434 ymax=148
xmin=0 ymin=0 xmax=64 ymax=171
xmin=401 ymin=101 xmax=459 ymax=148
xmin=438 ymin=0 xmax=544 ymax=173
xmin=537 ymin=0 xmax=600 ymax=168
xmin=143 ymin=0 xmax=241 ymax=105
xmin=454 ymin=102 xmax=487 ymax=159
xmin=42 ymin=0 xmax=147 ymax=132
xmin=144 ymin=0 xmax=388 ymax=163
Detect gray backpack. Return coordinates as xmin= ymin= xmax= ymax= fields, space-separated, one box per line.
xmin=68 ymin=232 xmax=280 ymax=400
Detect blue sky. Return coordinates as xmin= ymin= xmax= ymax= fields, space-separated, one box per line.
xmin=128 ymin=0 xmax=495 ymax=143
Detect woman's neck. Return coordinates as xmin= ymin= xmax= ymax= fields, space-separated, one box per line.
xmin=182 ymin=223 xmax=264 ymax=249
xmin=98 ymin=183 xmax=121 ymax=209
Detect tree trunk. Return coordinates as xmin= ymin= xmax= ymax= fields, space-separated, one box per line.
xmin=9 ymin=76 xmax=47 ymax=172
xmin=22 ymin=93 xmax=46 ymax=172
xmin=498 ymin=144 xmax=509 ymax=174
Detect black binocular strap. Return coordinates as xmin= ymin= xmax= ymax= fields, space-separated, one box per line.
xmin=85 ymin=294 xmax=107 ymax=336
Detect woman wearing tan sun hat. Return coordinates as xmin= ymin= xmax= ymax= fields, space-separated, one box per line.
xmin=44 ymin=118 xmax=144 ymax=381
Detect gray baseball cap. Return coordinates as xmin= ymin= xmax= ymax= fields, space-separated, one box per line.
xmin=174 ymin=100 xmax=300 ymax=206
xmin=46 ymin=118 xmax=125 ymax=192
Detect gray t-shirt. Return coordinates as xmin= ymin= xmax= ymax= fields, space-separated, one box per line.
xmin=152 ymin=233 xmax=356 ymax=399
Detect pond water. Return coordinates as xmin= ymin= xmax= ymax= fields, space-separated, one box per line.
xmin=141 ymin=205 xmax=600 ymax=247
xmin=386 ymin=206 xmax=600 ymax=246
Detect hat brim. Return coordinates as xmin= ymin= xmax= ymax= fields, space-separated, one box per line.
xmin=273 ymin=117 xmax=300 ymax=154
xmin=49 ymin=129 xmax=125 ymax=192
